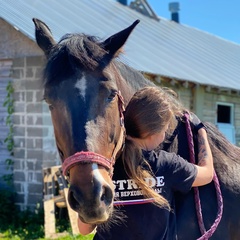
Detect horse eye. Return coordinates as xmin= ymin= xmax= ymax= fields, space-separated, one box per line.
xmin=107 ymin=91 xmax=117 ymax=102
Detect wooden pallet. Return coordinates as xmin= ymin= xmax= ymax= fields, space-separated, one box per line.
xmin=43 ymin=166 xmax=79 ymax=238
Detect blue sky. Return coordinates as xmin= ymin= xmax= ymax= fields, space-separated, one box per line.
xmin=128 ymin=0 xmax=240 ymax=44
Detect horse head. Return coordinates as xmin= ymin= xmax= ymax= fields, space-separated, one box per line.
xmin=33 ymin=18 xmax=139 ymax=224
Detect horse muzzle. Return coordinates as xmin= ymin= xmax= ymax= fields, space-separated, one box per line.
xmin=64 ymin=154 xmax=115 ymax=224
xmin=68 ymin=177 xmax=114 ymax=224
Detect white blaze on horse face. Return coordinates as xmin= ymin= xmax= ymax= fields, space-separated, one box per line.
xmin=92 ymin=163 xmax=109 ymax=187
xmin=85 ymin=118 xmax=105 ymax=152
xmin=92 ymin=163 xmax=112 ymax=219
xmin=75 ymin=76 xmax=87 ymax=101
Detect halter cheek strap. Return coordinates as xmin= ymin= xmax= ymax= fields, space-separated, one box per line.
xmin=62 ymin=91 xmax=125 ymax=177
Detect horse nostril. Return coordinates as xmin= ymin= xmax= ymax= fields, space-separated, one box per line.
xmin=68 ymin=187 xmax=81 ymax=212
xmin=101 ymin=184 xmax=113 ymax=206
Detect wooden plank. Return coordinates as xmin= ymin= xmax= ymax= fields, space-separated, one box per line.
xmin=43 ymin=165 xmax=79 ymax=236
xmin=63 ymin=188 xmax=79 ymax=235
xmin=44 ymin=198 xmax=56 ymax=238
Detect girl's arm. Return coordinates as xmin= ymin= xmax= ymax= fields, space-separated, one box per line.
xmin=192 ymin=128 xmax=214 ymax=187
xmin=77 ymin=218 xmax=96 ymax=235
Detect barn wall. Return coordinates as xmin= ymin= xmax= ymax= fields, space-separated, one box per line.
xmin=204 ymin=90 xmax=240 ymax=146
xmin=153 ymin=77 xmax=240 ymax=147
xmin=153 ymin=80 xmax=193 ymax=110
xmin=12 ymin=56 xmax=59 ymax=210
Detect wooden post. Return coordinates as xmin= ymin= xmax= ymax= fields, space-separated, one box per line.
xmin=43 ymin=166 xmax=79 ymax=237
xmin=192 ymin=85 xmax=205 ymax=120
xmin=44 ymin=197 xmax=56 ymax=238
xmin=63 ymin=188 xmax=79 ymax=235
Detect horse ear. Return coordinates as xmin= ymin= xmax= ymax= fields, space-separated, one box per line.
xmin=102 ymin=20 xmax=140 ymax=56
xmin=32 ymin=18 xmax=56 ymax=57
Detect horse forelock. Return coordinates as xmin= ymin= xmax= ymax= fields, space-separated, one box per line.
xmin=44 ymin=33 xmax=112 ymax=86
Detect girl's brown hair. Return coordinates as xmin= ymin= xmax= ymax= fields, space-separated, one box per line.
xmin=122 ymin=86 xmax=178 ymax=209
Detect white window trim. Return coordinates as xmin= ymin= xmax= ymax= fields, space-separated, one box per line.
xmin=216 ymin=102 xmax=235 ymax=144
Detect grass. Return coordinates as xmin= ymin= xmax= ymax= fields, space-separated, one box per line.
xmin=0 ymin=190 xmax=94 ymax=240
xmin=0 ymin=232 xmax=94 ymax=240
xmin=0 ymin=231 xmax=94 ymax=240
xmin=0 ymin=211 xmax=94 ymax=240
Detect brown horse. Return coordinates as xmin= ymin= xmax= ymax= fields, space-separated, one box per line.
xmin=33 ymin=18 xmax=240 ymax=239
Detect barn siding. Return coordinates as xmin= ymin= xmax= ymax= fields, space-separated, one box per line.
xmin=204 ymin=91 xmax=240 ymax=146
xmin=154 ymin=78 xmax=240 ymax=147
xmin=154 ymin=80 xmax=193 ymax=111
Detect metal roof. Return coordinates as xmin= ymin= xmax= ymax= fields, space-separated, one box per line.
xmin=1 ymin=0 xmax=240 ymax=90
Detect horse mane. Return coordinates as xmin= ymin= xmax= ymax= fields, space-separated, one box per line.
xmin=116 ymin=62 xmax=155 ymax=91
xmin=43 ymin=33 xmax=110 ymax=85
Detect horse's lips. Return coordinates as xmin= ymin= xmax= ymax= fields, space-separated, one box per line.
xmin=77 ymin=202 xmax=113 ymax=224
xmin=78 ymin=212 xmax=108 ymax=225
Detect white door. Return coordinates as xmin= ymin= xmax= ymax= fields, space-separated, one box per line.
xmin=216 ymin=123 xmax=235 ymax=144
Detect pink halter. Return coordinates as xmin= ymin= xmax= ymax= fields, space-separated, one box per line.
xmin=62 ymin=151 xmax=112 ymax=176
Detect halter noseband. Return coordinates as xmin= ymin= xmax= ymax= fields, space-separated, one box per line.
xmin=62 ymin=91 xmax=125 ymax=177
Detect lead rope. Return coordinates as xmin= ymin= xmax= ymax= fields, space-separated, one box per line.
xmin=184 ymin=112 xmax=223 ymax=239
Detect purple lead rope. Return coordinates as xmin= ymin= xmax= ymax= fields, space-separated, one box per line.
xmin=184 ymin=112 xmax=223 ymax=239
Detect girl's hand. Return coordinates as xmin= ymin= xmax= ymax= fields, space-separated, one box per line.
xmin=192 ymin=127 xmax=214 ymax=187
xmin=77 ymin=218 xmax=96 ymax=235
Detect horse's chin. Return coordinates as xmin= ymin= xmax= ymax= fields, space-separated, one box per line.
xmin=78 ymin=207 xmax=113 ymax=225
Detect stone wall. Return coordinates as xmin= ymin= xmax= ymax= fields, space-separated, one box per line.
xmin=12 ymin=56 xmax=59 ymax=210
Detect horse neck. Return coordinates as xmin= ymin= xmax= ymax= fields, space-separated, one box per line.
xmin=114 ymin=61 xmax=155 ymax=105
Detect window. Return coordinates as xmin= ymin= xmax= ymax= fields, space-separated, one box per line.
xmin=217 ymin=105 xmax=231 ymax=123
xmin=216 ymin=102 xmax=235 ymax=144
